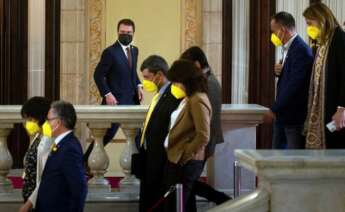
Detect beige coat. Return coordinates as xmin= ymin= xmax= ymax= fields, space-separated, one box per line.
xmin=166 ymin=92 xmax=212 ymax=165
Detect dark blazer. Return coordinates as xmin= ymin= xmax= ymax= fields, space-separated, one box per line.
xmin=271 ymin=35 xmax=313 ymax=125
xmin=324 ymin=27 xmax=345 ymax=148
xmin=36 ymin=132 xmax=87 ymax=212
xmin=205 ymin=70 xmax=224 ymax=158
xmin=94 ymin=41 xmax=141 ymax=105
xmin=139 ymin=83 xmax=181 ymax=212
xmin=167 ymin=92 xmax=212 ymax=165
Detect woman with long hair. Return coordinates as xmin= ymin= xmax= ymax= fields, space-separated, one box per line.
xmin=303 ymin=3 xmax=345 ymax=149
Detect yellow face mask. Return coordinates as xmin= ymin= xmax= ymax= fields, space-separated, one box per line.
xmin=307 ymin=26 xmax=321 ymax=40
xmin=25 ymin=121 xmax=40 ymax=136
xmin=271 ymin=33 xmax=283 ymax=47
xmin=42 ymin=121 xmax=52 ymax=138
xmin=142 ymin=79 xmax=158 ymax=93
xmin=171 ymin=84 xmax=186 ymax=99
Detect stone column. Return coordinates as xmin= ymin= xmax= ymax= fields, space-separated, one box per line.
xmin=28 ymin=0 xmax=45 ymax=97
xmin=119 ymin=124 xmax=140 ymax=192
xmin=0 ymin=124 xmax=14 ymax=193
xmin=231 ymin=0 xmax=250 ymax=103
xmin=87 ymin=123 xmax=111 ymax=192
xmin=60 ymin=0 xmax=87 ymax=104
xmin=322 ymin=0 xmax=345 ymax=29
xmin=202 ymin=0 xmax=222 ymax=83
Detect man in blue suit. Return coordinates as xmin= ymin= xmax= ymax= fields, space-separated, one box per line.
xmin=84 ymin=18 xmax=143 ymax=162
xmin=36 ymin=100 xmax=87 ymax=212
xmin=264 ymin=12 xmax=313 ymax=149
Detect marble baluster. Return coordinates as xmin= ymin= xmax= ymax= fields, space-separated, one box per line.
xmin=87 ymin=123 xmax=111 ymax=192
xmin=119 ymin=124 xmax=140 ymax=192
xmin=0 ymin=124 xmax=14 ymax=193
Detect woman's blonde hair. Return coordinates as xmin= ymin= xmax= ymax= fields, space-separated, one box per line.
xmin=303 ymin=3 xmax=340 ymax=44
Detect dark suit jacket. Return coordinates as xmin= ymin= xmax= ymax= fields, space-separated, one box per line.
xmin=167 ymin=92 xmax=211 ymax=165
xmin=94 ymin=41 xmax=141 ymax=105
xmin=139 ymin=83 xmax=181 ymax=212
xmin=205 ymin=70 xmax=224 ymax=158
xmin=324 ymin=27 xmax=345 ymax=147
xmin=36 ymin=132 xmax=87 ymax=212
xmin=271 ymin=35 xmax=313 ymax=125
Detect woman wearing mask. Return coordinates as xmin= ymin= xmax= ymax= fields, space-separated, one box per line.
xmin=163 ymin=59 xmax=211 ymax=212
xmin=19 ymin=97 xmax=53 ymax=212
xmin=303 ymin=3 xmax=345 ymax=149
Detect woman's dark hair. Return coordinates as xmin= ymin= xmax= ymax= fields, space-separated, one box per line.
xmin=21 ymin=96 xmax=52 ymax=126
xmin=180 ymin=46 xmax=209 ymax=69
xmin=167 ymin=59 xmax=208 ymax=97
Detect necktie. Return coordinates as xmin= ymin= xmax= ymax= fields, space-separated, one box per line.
xmin=126 ymin=47 xmax=132 ymax=68
xmin=140 ymin=93 xmax=160 ymax=146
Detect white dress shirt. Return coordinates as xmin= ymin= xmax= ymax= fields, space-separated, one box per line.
xmin=282 ymin=33 xmax=298 ymax=65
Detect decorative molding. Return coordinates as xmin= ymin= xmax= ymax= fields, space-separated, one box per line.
xmin=181 ymin=0 xmax=203 ymax=52
xmin=87 ymin=0 xmax=106 ymax=104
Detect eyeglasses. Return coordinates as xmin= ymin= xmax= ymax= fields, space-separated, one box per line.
xmin=47 ymin=117 xmax=59 ymax=121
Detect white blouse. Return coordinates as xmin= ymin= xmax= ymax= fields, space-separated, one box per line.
xmin=164 ymin=98 xmax=187 ymax=148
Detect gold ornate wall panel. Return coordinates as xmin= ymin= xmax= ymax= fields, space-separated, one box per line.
xmin=87 ymin=0 xmax=106 ymax=104
xmin=181 ymin=0 xmax=203 ymax=52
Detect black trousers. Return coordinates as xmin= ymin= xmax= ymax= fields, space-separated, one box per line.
xmin=190 ymin=160 xmax=231 ymax=207
xmin=163 ymin=160 xmax=204 ymax=212
xmin=139 ymin=149 xmax=167 ymax=212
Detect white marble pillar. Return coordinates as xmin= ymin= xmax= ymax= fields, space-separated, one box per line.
xmin=28 ymin=0 xmax=45 ymax=97
xmin=0 ymin=125 xmax=14 ymax=193
xmin=202 ymin=0 xmax=222 ymax=82
xmin=231 ymin=0 xmax=250 ymax=103
xmin=323 ymin=0 xmax=345 ymax=27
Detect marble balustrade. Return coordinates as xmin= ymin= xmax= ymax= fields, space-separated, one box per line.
xmin=210 ymin=149 xmax=345 ymax=212
xmin=0 ymin=104 xmax=268 ymax=194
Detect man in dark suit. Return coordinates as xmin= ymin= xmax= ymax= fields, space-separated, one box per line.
xmin=137 ymin=55 xmax=181 ymax=212
xmin=263 ymin=12 xmax=313 ymax=149
xmin=84 ymin=18 xmax=143 ymax=162
xmin=180 ymin=46 xmax=231 ymax=208
xmin=36 ymin=100 xmax=87 ymax=212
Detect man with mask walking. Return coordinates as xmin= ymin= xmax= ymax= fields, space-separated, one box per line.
xmin=85 ymin=18 xmax=143 ymax=163
xmin=136 ymin=55 xmax=181 ymax=212
xmin=36 ymin=100 xmax=87 ymax=212
xmin=263 ymin=12 xmax=313 ymax=149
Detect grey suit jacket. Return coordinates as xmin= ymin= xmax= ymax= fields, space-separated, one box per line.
xmin=205 ymin=70 xmax=224 ymax=158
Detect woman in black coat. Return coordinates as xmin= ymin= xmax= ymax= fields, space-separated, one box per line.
xmin=303 ymin=3 xmax=345 ymax=149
